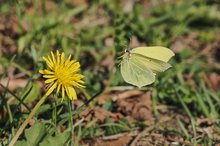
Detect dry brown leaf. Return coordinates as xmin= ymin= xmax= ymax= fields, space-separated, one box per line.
xmin=0 ymin=12 xmax=18 ymax=54
xmin=0 ymin=78 xmax=28 ymax=92
xmin=171 ymin=32 xmax=202 ymax=54
xmin=184 ymin=74 xmax=197 ymax=91
xmin=196 ymin=117 xmax=214 ymax=126
xmin=80 ymin=106 xmax=122 ymax=123
xmin=117 ymin=99 xmax=134 ymax=115
xmin=104 ymin=37 xmax=114 ymax=47
xmin=206 ymin=73 xmax=220 ymax=91
xmin=93 ymin=135 xmax=132 ymax=146
xmin=45 ymin=1 xmax=56 ymax=11
xmin=100 ymin=53 xmax=114 ymax=72
xmin=112 ymin=90 xmax=144 ymax=101
xmin=132 ymin=92 xmax=153 ymax=121
xmin=116 ymin=91 xmax=153 ymax=121
xmin=0 ymin=77 xmax=43 ymax=93
xmin=96 ymin=90 xmax=144 ymax=105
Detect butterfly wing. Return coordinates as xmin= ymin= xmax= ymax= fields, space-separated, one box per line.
xmin=132 ymin=54 xmax=172 ymax=73
xmin=131 ymin=46 xmax=175 ymax=62
xmin=120 ymin=54 xmax=155 ymax=88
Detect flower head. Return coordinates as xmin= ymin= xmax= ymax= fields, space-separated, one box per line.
xmin=39 ymin=50 xmax=85 ymax=101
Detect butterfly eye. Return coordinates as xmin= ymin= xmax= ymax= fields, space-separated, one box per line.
xmin=125 ymin=49 xmax=131 ymax=53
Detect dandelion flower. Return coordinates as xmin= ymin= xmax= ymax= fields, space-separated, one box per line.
xmin=39 ymin=50 xmax=85 ymax=101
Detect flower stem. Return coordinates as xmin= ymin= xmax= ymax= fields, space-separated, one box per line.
xmin=9 ymin=93 xmax=48 ymax=146
xmin=67 ymin=100 xmax=74 ymax=145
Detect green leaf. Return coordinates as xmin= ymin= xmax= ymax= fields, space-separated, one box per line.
xmin=36 ymin=104 xmax=51 ymax=115
xmin=18 ymin=35 xmax=32 ymax=54
xmin=14 ymin=123 xmax=47 ymax=146
xmin=23 ymin=82 xmax=40 ymax=103
xmin=14 ymin=141 xmax=30 ymax=146
xmin=25 ymin=123 xmax=47 ymax=146
xmin=39 ymin=132 xmax=71 ymax=146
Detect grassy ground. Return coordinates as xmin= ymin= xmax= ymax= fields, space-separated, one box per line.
xmin=1 ymin=0 xmax=220 ymax=145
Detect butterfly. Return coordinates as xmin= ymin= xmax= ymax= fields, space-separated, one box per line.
xmin=120 ymin=46 xmax=175 ymax=88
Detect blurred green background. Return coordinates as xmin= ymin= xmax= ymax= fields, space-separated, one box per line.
xmin=1 ymin=0 xmax=220 ymax=145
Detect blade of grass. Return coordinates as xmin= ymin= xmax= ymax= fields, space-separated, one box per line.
xmin=176 ymin=117 xmax=190 ymax=139
xmin=0 ymin=83 xmax=30 ymax=112
xmin=196 ymin=92 xmax=209 ymax=118
xmin=201 ymin=80 xmax=218 ymax=118
xmin=67 ymin=99 xmax=74 ymax=146
xmin=176 ymin=88 xmax=197 ymax=145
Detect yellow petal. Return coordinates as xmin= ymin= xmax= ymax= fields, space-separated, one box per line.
xmin=66 ymin=60 xmax=76 ymax=68
xmin=43 ymin=75 xmax=55 ymax=78
xmin=56 ymin=83 xmax=61 ymax=94
xmin=73 ymin=74 xmax=84 ymax=79
xmin=61 ymin=52 xmax=65 ymax=65
xmin=77 ymin=80 xmax=85 ymax=84
xmin=70 ymin=81 xmax=85 ymax=88
xmin=39 ymin=69 xmax=54 ymax=74
xmin=51 ymin=51 xmax=56 ymax=64
xmin=45 ymin=78 xmax=57 ymax=84
xmin=56 ymin=50 xmax=60 ymax=65
xmin=42 ymin=56 xmax=47 ymax=61
xmin=67 ymin=55 xmax=71 ymax=61
xmin=43 ymin=56 xmax=52 ymax=67
xmin=67 ymin=86 xmax=77 ymax=100
xmin=46 ymin=56 xmax=54 ymax=70
xmin=69 ymin=81 xmax=79 ymax=86
xmin=64 ymin=55 xmax=72 ymax=66
xmin=61 ymin=86 xmax=65 ymax=102
xmin=47 ymin=56 xmax=54 ymax=67
xmin=69 ymin=62 xmax=80 ymax=73
xmin=39 ymin=69 xmax=44 ymax=74
xmin=46 ymin=82 xmax=57 ymax=96
xmin=69 ymin=75 xmax=83 ymax=81
xmin=73 ymin=62 xmax=80 ymax=68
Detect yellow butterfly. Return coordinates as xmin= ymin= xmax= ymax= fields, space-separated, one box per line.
xmin=120 ymin=46 xmax=175 ymax=88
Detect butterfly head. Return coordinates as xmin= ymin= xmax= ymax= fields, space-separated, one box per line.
xmin=125 ymin=48 xmax=132 ymax=58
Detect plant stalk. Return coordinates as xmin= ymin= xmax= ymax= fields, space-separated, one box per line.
xmin=9 ymin=93 xmax=48 ymax=146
